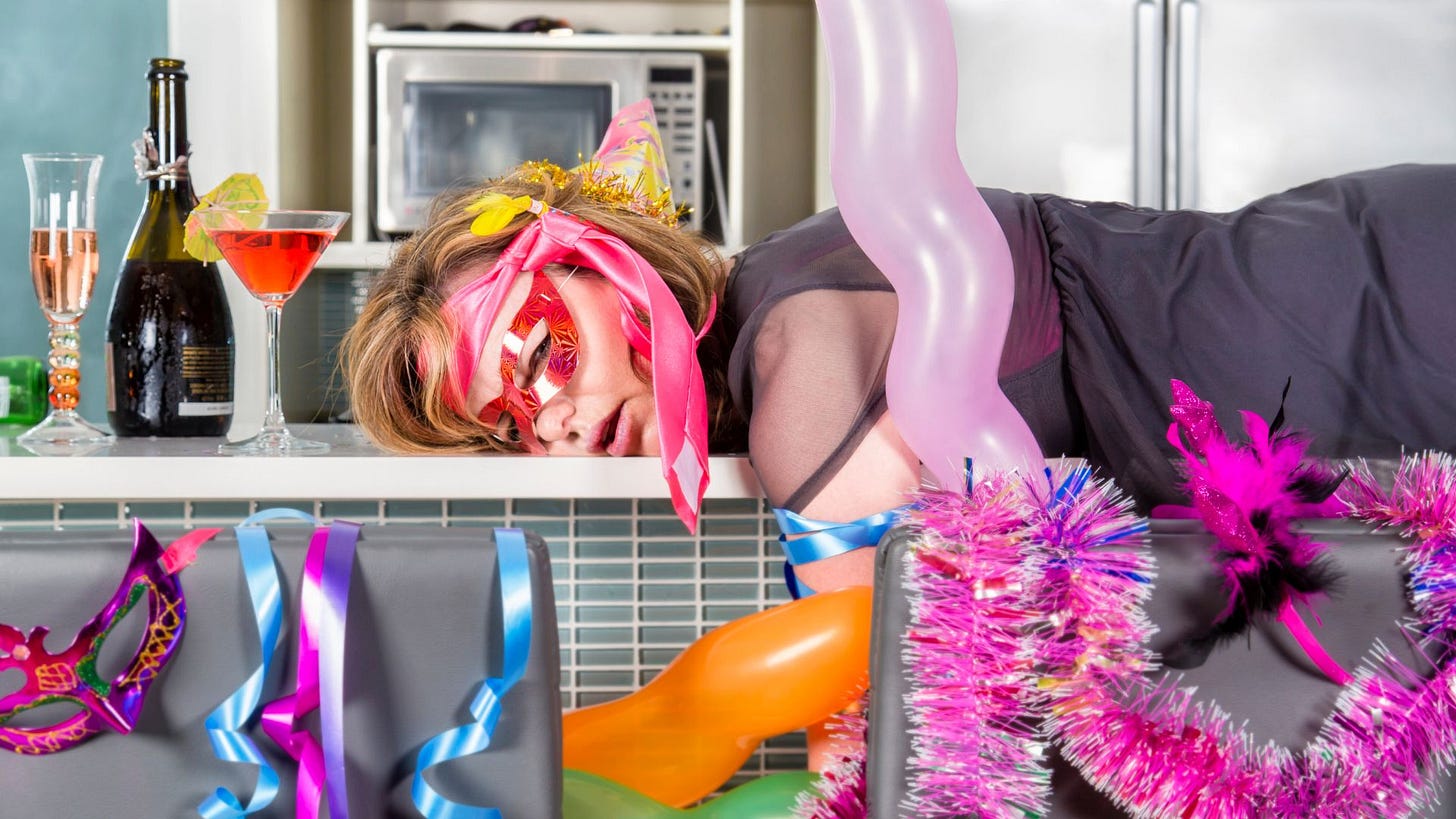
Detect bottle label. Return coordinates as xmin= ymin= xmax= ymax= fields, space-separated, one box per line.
xmin=178 ymin=401 xmax=235 ymax=417
xmin=180 ymin=345 xmax=234 ymax=415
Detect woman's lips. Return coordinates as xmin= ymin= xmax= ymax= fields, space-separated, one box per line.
xmin=586 ymin=404 xmax=624 ymax=455
xmin=606 ymin=406 xmax=634 ymax=457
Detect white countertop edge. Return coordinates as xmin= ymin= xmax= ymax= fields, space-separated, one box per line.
xmin=0 ymin=454 xmax=762 ymax=501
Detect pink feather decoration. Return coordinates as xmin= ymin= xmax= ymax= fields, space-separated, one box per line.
xmin=794 ymin=438 xmax=1456 ymax=817
xmin=1163 ymin=380 xmax=1348 ymax=669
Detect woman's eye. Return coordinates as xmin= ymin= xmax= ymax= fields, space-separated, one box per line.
xmin=494 ymin=413 xmax=521 ymax=443
xmin=515 ymin=320 xmax=550 ymax=388
xmin=527 ymin=339 xmax=550 ymax=381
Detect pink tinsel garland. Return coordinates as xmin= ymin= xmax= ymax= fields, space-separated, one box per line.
xmin=795 ymin=703 xmax=868 ymax=818
xmin=1045 ymin=452 xmax=1456 ymax=817
xmin=899 ymin=476 xmax=1050 ymax=818
xmin=795 ymin=454 xmax=1456 ymax=819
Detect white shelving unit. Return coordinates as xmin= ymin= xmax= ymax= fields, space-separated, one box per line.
xmin=325 ymin=0 xmax=816 ymax=267
xmin=172 ymin=0 xmax=817 ymax=423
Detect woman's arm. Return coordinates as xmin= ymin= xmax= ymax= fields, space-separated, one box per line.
xmin=790 ymin=411 xmax=920 ymax=591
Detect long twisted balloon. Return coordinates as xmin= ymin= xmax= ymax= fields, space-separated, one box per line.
xmin=815 ymin=0 xmax=1042 ymax=489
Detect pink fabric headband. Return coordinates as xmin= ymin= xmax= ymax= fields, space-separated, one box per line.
xmin=442 ymin=206 xmax=712 ymax=532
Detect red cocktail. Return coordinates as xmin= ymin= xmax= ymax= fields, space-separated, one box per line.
xmin=209 ymin=227 xmax=334 ymax=304
xmin=198 ymin=209 xmax=348 ymax=455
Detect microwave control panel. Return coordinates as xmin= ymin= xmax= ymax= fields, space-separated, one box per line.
xmin=647 ymin=59 xmax=705 ymax=232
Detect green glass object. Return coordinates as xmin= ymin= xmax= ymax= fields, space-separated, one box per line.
xmin=0 ymin=356 xmax=47 ymax=426
xmin=563 ymin=768 xmax=819 ymax=819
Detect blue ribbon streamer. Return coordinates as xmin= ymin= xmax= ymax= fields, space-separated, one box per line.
xmin=412 ymin=528 xmax=534 ymax=819
xmin=773 ymin=506 xmax=909 ymax=598
xmin=199 ymin=507 xmax=315 ymax=818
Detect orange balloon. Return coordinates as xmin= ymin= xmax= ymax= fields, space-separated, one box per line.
xmin=562 ymin=586 xmax=872 ymax=807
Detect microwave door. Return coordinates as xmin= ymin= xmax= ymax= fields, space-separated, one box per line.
xmin=376 ymin=49 xmax=647 ymax=236
xmin=409 ymin=83 xmax=614 ymax=185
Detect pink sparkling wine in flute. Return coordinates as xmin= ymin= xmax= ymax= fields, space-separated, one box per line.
xmin=29 ymin=228 xmax=99 ymax=321
xmin=19 ymin=152 xmax=113 ymax=451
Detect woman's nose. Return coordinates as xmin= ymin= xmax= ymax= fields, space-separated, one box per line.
xmin=532 ymin=395 xmax=576 ymax=447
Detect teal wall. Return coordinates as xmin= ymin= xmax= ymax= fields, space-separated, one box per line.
xmin=1 ymin=2 xmax=168 ymax=422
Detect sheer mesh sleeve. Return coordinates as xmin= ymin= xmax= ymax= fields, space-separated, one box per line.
xmin=742 ymin=287 xmax=898 ymax=509
xmin=724 ymin=208 xmax=899 ymax=510
xmin=724 ymin=194 xmax=1067 ymax=512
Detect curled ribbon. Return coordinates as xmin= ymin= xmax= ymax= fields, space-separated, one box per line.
xmin=773 ymin=506 xmax=908 ymax=598
xmin=198 ymin=508 xmax=303 ymax=818
xmin=261 ymin=519 xmax=361 ymax=819
xmin=412 ymin=528 xmax=534 ymax=819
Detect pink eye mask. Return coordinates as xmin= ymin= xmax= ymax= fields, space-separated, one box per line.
xmin=0 ymin=520 xmax=217 ymax=754
xmin=476 ymin=269 xmax=580 ymax=451
xmin=442 ymin=207 xmax=712 ymax=531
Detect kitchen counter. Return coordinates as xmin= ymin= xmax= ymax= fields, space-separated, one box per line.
xmin=0 ymin=423 xmax=762 ymax=500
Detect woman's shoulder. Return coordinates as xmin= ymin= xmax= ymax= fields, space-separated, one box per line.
xmin=734 ymin=208 xmax=859 ymax=272
xmin=725 ymin=208 xmax=893 ymax=324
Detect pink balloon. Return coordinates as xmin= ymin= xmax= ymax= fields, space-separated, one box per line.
xmin=815 ymin=0 xmax=1043 ymax=489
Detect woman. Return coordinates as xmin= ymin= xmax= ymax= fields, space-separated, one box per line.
xmin=342 ymin=108 xmax=1456 ymax=594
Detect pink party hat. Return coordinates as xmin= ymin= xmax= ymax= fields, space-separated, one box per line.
xmin=516 ymin=99 xmax=688 ymax=226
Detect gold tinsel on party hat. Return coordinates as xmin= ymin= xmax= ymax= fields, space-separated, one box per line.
xmin=510 ymin=99 xmax=689 ymax=228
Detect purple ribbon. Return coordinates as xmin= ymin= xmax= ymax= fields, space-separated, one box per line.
xmin=260 ymin=520 xmax=360 ymax=819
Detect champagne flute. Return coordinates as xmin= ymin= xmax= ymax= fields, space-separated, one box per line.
xmin=19 ymin=153 xmax=114 ymax=449
xmin=196 ymin=209 xmax=348 ymax=455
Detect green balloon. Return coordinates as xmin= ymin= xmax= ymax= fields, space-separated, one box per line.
xmin=562 ymin=768 xmax=819 ymax=819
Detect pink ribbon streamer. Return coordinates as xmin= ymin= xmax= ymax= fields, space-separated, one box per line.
xmin=260 ymin=521 xmax=360 ymax=819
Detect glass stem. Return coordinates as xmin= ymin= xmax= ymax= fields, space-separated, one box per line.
xmin=263 ymin=302 xmax=286 ymax=435
xmin=47 ymin=319 xmax=82 ymax=419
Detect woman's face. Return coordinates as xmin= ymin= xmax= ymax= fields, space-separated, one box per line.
xmin=460 ymin=265 xmax=660 ymax=456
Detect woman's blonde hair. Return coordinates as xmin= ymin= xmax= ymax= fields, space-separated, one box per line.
xmin=341 ymin=171 xmax=745 ymax=455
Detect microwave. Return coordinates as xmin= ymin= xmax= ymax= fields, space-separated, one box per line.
xmin=375 ymin=47 xmax=713 ymax=237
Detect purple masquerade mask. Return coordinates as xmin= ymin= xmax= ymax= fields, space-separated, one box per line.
xmin=0 ymin=520 xmax=218 ymax=754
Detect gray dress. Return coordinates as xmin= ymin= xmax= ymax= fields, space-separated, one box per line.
xmin=726 ymin=163 xmax=1456 ymax=513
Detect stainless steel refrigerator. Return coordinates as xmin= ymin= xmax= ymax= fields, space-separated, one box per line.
xmin=947 ymin=0 xmax=1456 ymax=210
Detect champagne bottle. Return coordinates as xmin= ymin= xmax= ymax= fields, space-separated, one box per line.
xmin=106 ymin=58 xmax=235 ymax=436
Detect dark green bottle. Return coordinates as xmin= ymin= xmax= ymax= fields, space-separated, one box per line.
xmin=106 ymin=57 xmax=235 ymax=436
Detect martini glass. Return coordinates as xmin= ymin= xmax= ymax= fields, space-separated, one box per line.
xmin=19 ymin=153 xmax=114 ymax=450
xmin=197 ymin=209 xmax=348 ymax=456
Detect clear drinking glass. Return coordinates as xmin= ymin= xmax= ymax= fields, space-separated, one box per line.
xmin=19 ymin=153 xmax=114 ymax=449
xmin=196 ymin=209 xmax=348 ymax=456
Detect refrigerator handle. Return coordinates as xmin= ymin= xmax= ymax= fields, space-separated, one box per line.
xmin=1133 ymin=0 xmax=1165 ymax=208
xmin=1175 ymin=0 xmax=1201 ymax=209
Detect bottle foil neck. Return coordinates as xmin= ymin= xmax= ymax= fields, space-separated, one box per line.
xmin=137 ymin=68 xmax=191 ymax=185
xmin=134 ymin=133 xmax=192 ymax=185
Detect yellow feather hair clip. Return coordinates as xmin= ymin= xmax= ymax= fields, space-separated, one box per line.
xmin=465 ymin=193 xmax=544 ymax=236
